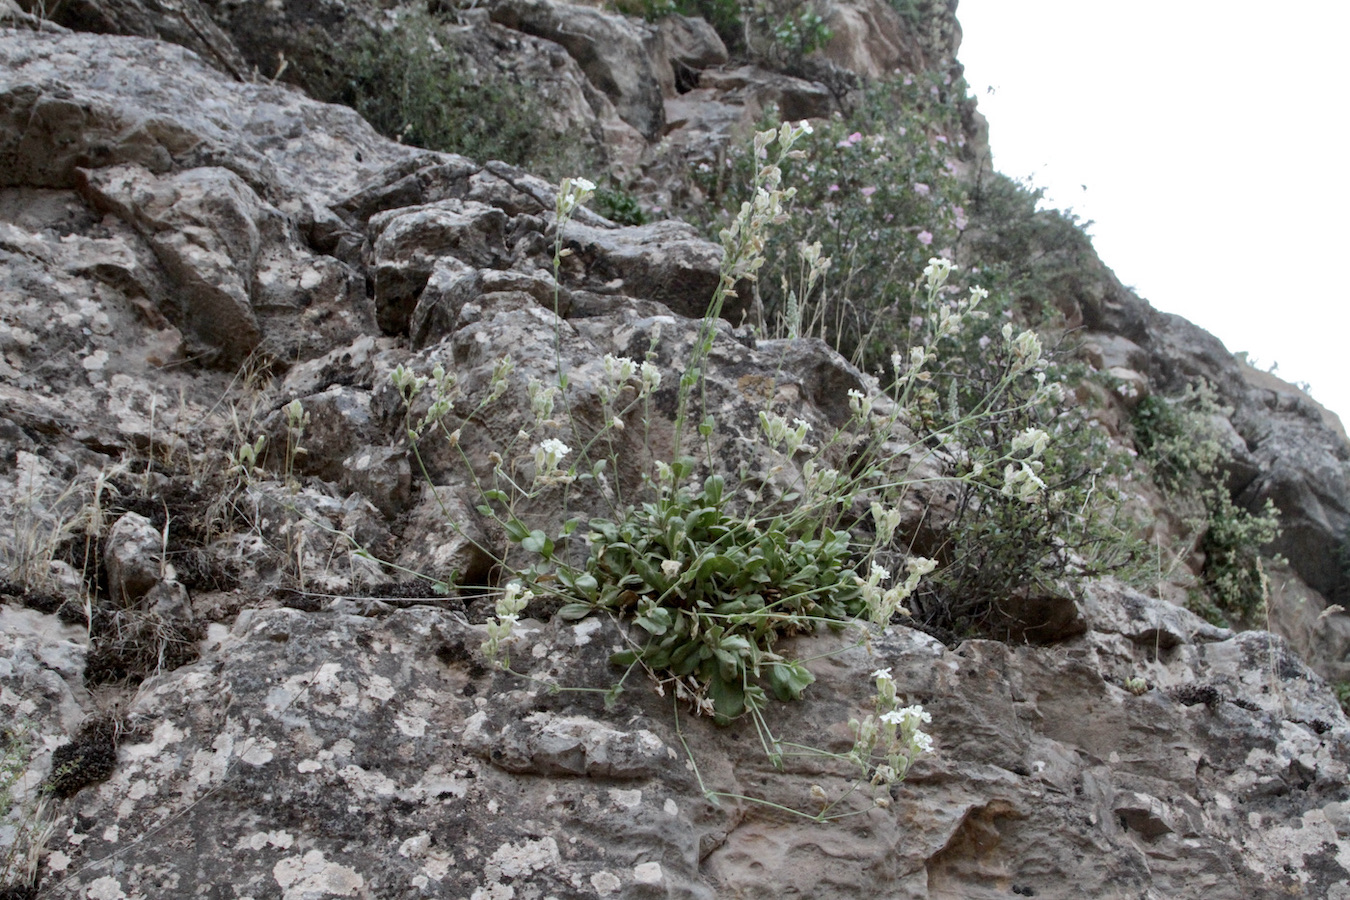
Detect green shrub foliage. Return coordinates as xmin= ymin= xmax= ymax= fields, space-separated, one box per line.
xmin=1131 ymin=384 xmax=1281 ymax=626
xmin=319 ymin=9 xmax=591 ymax=176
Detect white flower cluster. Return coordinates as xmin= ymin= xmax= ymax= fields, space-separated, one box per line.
xmin=849 ymin=669 xmax=935 ymax=789
xmin=1002 ymin=322 xmax=1045 ymax=373
xmin=489 ymin=354 xmax=515 ymax=401
xmin=847 ymin=388 xmax=874 ymax=421
xmin=481 ymin=581 xmax=534 ymax=666
xmin=922 ymin=256 xmax=955 ymax=291
xmin=1011 ymin=426 xmax=1050 ymax=458
xmin=1001 ymin=461 xmax=1046 ymax=502
xmin=870 ymin=501 xmax=903 ymax=546
xmin=555 ymin=176 xmax=596 ymax=221
xmin=532 ymin=438 xmax=573 ymax=486
xmin=855 ymin=555 xmax=936 ymax=625
xmin=799 ymin=459 xmax=844 ymax=501
xmin=758 ymin=411 xmax=812 ymax=455
xmin=391 ymin=363 xmax=457 ymax=437
xmin=1001 ymin=425 xmax=1051 ymax=502
xmin=528 ymin=377 xmax=558 ymax=423
xmin=718 ymin=122 xmax=812 ymax=289
xmin=599 ymin=354 xmax=662 ymax=404
xmin=797 ymin=239 xmax=832 ymax=290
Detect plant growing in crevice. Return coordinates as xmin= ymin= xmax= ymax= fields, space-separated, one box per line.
xmin=375 ymin=123 xmax=1112 ymax=818
xmin=0 ymin=724 xmax=59 ymax=896
xmin=317 ymin=8 xmax=596 ymax=177
xmin=899 ymin=287 xmax=1144 ymax=638
xmin=1131 ymin=382 xmax=1282 ymax=627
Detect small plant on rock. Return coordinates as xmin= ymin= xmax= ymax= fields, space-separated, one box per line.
xmin=1131 ymin=382 xmax=1282 ymax=627
xmin=0 ymin=724 xmax=58 ymax=896
xmin=384 ymin=123 xmax=1096 ymax=818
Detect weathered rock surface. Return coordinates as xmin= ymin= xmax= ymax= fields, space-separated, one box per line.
xmin=1 ymin=7 xmax=1349 ymax=900
xmin=1069 ymin=249 xmax=1350 ymax=666
xmin=30 ymin=595 xmax=1350 ymax=900
xmin=487 ymin=0 xmax=666 ymax=140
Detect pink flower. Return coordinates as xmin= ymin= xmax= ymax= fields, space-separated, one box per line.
xmin=828 ymin=184 xmax=840 ymax=193
xmin=913 ymin=182 xmax=930 ymax=196
xmin=917 ymin=230 xmax=933 ymax=246
xmin=935 ymin=135 xmax=948 ymax=144
xmin=953 ymin=207 xmax=967 ymax=231
xmin=860 ymin=186 xmax=877 ymax=198
xmin=883 ymin=213 xmax=894 ymax=222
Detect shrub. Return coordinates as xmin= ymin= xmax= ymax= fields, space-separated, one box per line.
xmin=696 ymin=73 xmax=972 ymax=371
xmin=912 ymin=355 xmax=1144 ymax=637
xmin=592 ymin=184 xmax=648 ymax=226
xmin=1131 ymin=382 xmax=1282 ymax=626
xmin=318 ymin=9 xmax=594 ymax=177
xmin=961 ymin=171 xmax=1101 ymax=328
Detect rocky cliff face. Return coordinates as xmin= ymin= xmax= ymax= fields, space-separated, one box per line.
xmin=2 ymin=2 xmax=1349 ymax=898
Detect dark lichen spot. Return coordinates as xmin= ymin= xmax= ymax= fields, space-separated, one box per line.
xmin=1166 ymin=684 xmax=1222 ymax=707
xmin=46 ymin=716 xmax=120 ymax=799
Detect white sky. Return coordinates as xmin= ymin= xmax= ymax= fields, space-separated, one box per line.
xmin=955 ymin=1 xmax=1350 ymax=423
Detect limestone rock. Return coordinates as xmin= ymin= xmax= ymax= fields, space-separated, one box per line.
xmin=654 ymin=14 xmax=728 ymax=98
xmin=0 ymin=32 xmax=418 ymax=204
xmin=104 ymin=511 xmax=167 ymax=604
xmin=1 ymin=16 xmax=1349 ymax=900
xmin=31 ymin=604 xmax=1350 ymax=900
xmin=24 ymin=0 xmax=251 ymax=78
xmin=556 ymin=218 xmax=729 ymax=320
xmin=368 ymin=200 xmax=512 ymax=334
xmin=487 ymin=0 xmax=666 ymax=140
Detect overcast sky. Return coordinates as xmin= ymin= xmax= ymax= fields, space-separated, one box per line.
xmin=954 ymin=1 xmax=1350 ymax=424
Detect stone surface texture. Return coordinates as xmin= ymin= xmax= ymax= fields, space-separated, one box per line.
xmin=1 ymin=3 xmax=1349 ymax=899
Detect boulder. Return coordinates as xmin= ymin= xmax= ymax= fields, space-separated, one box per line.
xmin=30 ymin=604 xmax=1350 ymax=900
xmin=21 ymin=0 xmax=250 ymax=78
xmin=487 ymin=0 xmax=666 ymax=140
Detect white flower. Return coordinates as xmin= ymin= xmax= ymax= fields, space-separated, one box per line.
xmin=639 ymin=360 xmax=662 ymax=395
xmin=896 ymin=704 xmax=932 ymax=724
xmin=871 ymin=668 xmax=893 ymax=681
xmin=1001 ymin=461 xmax=1047 ymax=502
xmin=922 ymin=257 xmax=957 ymax=290
xmin=905 ymin=557 xmax=937 ymax=579
xmin=533 ymin=439 xmax=571 ymax=482
xmin=848 ymin=388 xmax=874 ymax=420
xmin=661 ymin=559 xmax=682 ymax=579
xmin=871 ymin=502 xmax=903 ymax=545
xmin=1011 ymin=427 xmax=1050 ymax=459
xmin=603 ymin=353 xmax=636 ymax=385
